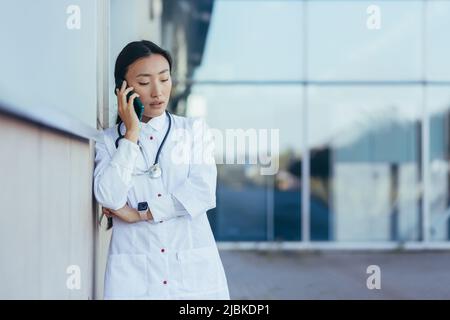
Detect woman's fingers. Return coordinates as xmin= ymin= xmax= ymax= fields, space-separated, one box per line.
xmin=115 ymin=80 xmax=141 ymax=133
xmin=116 ymin=79 xmax=133 ymax=107
xmin=127 ymin=92 xmax=140 ymax=108
xmin=120 ymin=79 xmax=126 ymax=92
xmin=116 ymin=82 xmax=135 ymax=120
xmin=102 ymin=207 xmax=114 ymax=218
xmin=102 ymin=209 xmax=110 ymax=218
xmin=123 ymin=86 xmax=134 ymax=97
xmin=120 ymin=87 xmax=134 ymax=110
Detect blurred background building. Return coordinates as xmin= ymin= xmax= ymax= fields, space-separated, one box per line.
xmin=0 ymin=0 xmax=449 ymax=299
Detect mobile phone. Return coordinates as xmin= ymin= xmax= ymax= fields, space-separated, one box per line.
xmin=114 ymin=78 xmax=144 ymax=121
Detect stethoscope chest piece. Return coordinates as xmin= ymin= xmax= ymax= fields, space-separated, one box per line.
xmin=115 ymin=110 xmax=172 ymax=178
xmin=149 ymin=163 xmax=162 ymax=179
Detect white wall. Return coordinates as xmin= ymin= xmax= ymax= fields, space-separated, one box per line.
xmin=0 ymin=0 xmax=97 ymax=128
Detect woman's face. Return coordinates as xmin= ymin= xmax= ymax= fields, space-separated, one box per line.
xmin=125 ymin=54 xmax=172 ymax=120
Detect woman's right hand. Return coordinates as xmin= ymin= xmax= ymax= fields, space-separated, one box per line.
xmin=102 ymin=207 xmax=114 ymax=218
xmin=116 ymin=80 xmax=140 ymax=142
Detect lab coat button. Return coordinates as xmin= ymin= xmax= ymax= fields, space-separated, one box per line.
xmin=163 ymin=280 xmax=167 ymax=285
xmin=150 ymin=136 xmax=154 ymax=140
xmin=157 ymin=193 xmax=162 ymax=197
xmin=159 ymin=220 xmax=163 ymax=223
xmin=161 ymin=248 xmax=165 ymax=253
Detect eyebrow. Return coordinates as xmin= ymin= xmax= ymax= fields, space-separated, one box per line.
xmin=136 ymin=69 xmax=169 ymax=77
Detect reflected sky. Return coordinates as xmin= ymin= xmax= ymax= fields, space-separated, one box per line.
xmin=427 ymin=1 xmax=450 ymax=80
xmin=308 ymin=86 xmax=422 ymax=151
xmin=194 ymin=0 xmax=450 ymax=82
xmin=194 ymin=0 xmax=303 ymax=81
xmin=190 ymin=0 xmax=450 ymax=152
xmin=307 ymin=1 xmax=422 ymax=80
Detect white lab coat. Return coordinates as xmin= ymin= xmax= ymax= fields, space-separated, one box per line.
xmin=93 ymin=112 xmax=230 ymax=300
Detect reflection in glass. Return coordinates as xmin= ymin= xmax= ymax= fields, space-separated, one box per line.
xmin=428 ymin=87 xmax=450 ymax=241
xmin=172 ymin=0 xmax=450 ymax=245
xmin=189 ymin=85 xmax=302 ymax=241
xmin=426 ymin=2 xmax=450 ymax=81
xmin=308 ymin=87 xmax=422 ymax=241
xmin=193 ymin=0 xmax=303 ymax=81
xmin=307 ymin=1 xmax=422 ymax=80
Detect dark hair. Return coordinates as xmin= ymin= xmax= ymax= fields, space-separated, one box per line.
xmin=113 ymin=40 xmax=173 ymax=125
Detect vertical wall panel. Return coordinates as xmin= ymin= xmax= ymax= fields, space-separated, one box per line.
xmin=0 ymin=116 xmax=41 ymax=299
xmin=0 ymin=114 xmax=96 ymax=299
xmin=40 ymin=130 xmax=72 ymax=299
xmin=69 ymin=138 xmax=94 ymax=299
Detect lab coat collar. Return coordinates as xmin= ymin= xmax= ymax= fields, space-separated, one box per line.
xmin=140 ymin=110 xmax=167 ymax=132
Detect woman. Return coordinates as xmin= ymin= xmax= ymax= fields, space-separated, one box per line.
xmin=93 ymin=40 xmax=230 ymax=300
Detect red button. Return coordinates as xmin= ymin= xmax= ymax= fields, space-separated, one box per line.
xmin=163 ymin=280 xmax=167 ymax=285
xmin=157 ymin=193 xmax=162 ymax=197
xmin=161 ymin=248 xmax=165 ymax=253
xmin=150 ymin=136 xmax=154 ymax=140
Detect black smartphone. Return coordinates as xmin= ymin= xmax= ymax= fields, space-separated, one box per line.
xmin=114 ymin=78 xmax=144 ymax=121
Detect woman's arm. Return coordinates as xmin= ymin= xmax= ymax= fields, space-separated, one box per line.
xmin=93 ymin=134 xmax=140 ymax=210
xmin=148 ymin=118 xmax=217 ymax=222
xmin=102 ymin=204 xmax=154 ymax=223
xmin=94 ymin=81 xmax=142 ymax=210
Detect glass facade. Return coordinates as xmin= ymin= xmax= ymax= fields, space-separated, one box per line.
xmin=307 ymin=1 xmax=423 ymax=81
xmin=308 ymin=86 xmax=422 ymax=241
xmin=428 ymin=87 xmax=450 ymax=241
xmin=177 ymin=0 xmax=450 ymax=243
xmin=167 ymin=0 xmax=450 ymax=244
xmin=188 ymin=85 xmax=303 ymax=241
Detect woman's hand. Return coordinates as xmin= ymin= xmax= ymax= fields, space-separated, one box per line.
xmin=102 ymin=205 xmax=141 ymax=223
xmin=116 ymin=79 xmax=140 ymax=143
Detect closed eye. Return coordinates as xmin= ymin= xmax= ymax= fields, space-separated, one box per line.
xmin=138 ymin=79 xmax=168 ymax=85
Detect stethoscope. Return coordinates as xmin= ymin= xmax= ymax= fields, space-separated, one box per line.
xmin=115 ymin=110 xmax=172 ymax=179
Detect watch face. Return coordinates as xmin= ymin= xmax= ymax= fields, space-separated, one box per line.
xmin=138 ymin=202 xmax=148 ymax=211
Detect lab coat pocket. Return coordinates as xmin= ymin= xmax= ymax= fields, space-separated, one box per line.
xmin=177 ymin=246 xmax=223 ymax=293
xmin=104 ymin=254 xmax=148 ymax=299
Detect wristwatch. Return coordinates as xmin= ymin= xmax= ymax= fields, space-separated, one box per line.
xmin=137 ymin=201 xmax=149 ymax=221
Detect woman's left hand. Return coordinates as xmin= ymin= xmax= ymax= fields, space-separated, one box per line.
xmin=102 ymin=205 xmax=140 ymax=223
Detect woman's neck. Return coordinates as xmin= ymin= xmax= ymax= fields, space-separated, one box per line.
xmin=141 ymin=115 xmax=152 ymax=123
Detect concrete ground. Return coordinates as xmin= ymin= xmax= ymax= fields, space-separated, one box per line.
xmin=219 ymin=250 xmax=450 ymax=299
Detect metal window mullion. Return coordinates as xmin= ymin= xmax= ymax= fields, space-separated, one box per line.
xmin=421 ymin=0 xmax=430 ymax=242
xmin=301 ymin=0 xmax=310 ymax=243
xmin=302 ymin=90 xmax=310 ymax=243
xmin=267 ymin=175 xmax=274 ymax=242
xmin=422 ymin=90 xmax=430 ymax=242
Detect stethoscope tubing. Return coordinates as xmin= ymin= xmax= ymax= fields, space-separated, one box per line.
xmin=114 ymin=110 xmax=172 ymax=168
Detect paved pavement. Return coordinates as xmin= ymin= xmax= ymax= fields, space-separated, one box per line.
xmin=219 ymin=250 xmax=450 ymax=299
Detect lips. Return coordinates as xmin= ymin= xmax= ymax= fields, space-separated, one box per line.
xmin=150 ymin=101 xmax=164 ymax=106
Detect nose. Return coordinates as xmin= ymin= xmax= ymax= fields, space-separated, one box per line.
xmin=151 ymin=80 xmax=163 ymax=98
